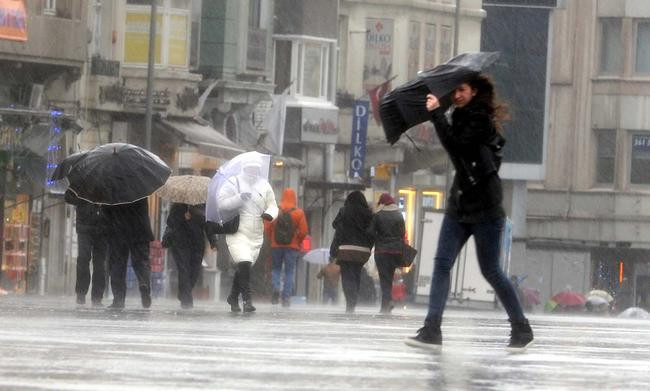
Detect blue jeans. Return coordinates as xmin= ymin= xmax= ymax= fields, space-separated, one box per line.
xmin=425 ymin=214 xmax=526 ymax=323
xmin=271 ymin=248 xmax=299 ymax=300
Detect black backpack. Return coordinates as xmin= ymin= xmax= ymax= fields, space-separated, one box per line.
xmin=274 ymin=208 xmax=296 ymax=245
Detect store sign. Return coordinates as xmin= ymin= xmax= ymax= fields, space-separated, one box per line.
xmin=348 ymin=101 xmax=369 ymax=178
xmin=99 ymin=83 xmax=171 ymax=108
xmin=0 ymin=0 xmax=27 ymax=42
xmin=363 ymin=18 xmax=394 ymax=91
xmin=633 ymin=135 xmax=650 ymax=151
xmin=300 ymin=107 xmax=338 ymax=144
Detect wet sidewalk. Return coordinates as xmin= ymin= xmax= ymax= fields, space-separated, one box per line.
xmin=0 ymin=296 xmax=649 ymax=390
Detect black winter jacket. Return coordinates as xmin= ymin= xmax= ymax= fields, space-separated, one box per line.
xmin=367 ymin=205 xmax=405 ymax=254
xmin=330 ymin=207 xmax=374 ymax=258
xmin=64 ymin=190 xmax=106 ymax=235
xmin=431 ymin=100 xmax=506 ymax=223
xmin=103 ymin=198 xmax=155 ymax=243
xmin=166 ymin=203 xmax=217 ymax=252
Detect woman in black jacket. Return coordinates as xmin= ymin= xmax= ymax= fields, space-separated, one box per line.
xmin=406 ymin=74 xmax=533 ymax=353
xmin=331 ymin=191 xmax=374 ymax=313
xmin=367 ymin=193 xmax=405 ymax=314
xmin=165 ymin=203 xmax=217 ymax=309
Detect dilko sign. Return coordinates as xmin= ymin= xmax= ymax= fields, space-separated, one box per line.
xmin=349 ymin=100 xmax=369 ymax=178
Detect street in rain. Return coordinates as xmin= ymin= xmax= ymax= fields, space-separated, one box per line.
xmin=2 ymin=0 xmax=650 ymax=390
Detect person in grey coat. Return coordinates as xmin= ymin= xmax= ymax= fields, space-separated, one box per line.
xmin=367 ymin=193 xmax=406 ymax=314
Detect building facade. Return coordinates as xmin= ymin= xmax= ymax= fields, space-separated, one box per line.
xmin=520 ymin=0 xmax=650 ymax=310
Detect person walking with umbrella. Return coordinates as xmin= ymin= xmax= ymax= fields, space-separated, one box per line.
xmin=367 ymin=193 xmax=405 ymax=314
xmin=330 ymin=191 xmax=374 ymax=313
xmin=163 ymin=203 xmax=216 ymax=309
xmin=265 ymin=188 xmax=308 ymax=307
xmin=62 ymin=143 xmax=172 ymax=310
xmin=216 ymin=154 xmax=278 ymax=313
xmin=405 ymin=74 xmax=534 ymax=352
xmin=64 ymin=190 xmax=108 ymax=306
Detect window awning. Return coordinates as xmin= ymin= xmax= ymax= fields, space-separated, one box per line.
xmin=159 ymin=119 xmax=246 ymax=159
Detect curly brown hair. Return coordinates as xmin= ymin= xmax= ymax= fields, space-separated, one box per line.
xmin=465 ymin=73 xmax=509 ymax=132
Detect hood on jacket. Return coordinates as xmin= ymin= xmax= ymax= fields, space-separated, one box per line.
xmin=280 ymin=188 xmax=297 ymax=211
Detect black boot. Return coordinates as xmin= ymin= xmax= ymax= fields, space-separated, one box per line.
xmin=243 ymin=300 xmax=256 ymax=313
xmin=140 ymin=285 xmax=152 ymax=309
xmin=507 ymin=318 xmax=534 ymax=352
xmin=380 ymin=300 xmax=394 ymax=314
xmin=271 ymin=291 xmax=280 ymax=305
xmin=227 ymin=295 xmax=241 ymax=312
xmin=405 ymin=317 xmax=442 ymax=350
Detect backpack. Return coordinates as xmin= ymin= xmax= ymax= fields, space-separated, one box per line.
xmin=274 ymin=208 xmax=296 ymax=245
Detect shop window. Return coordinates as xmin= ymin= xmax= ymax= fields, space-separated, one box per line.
xmin=124 ymin=0 xmax=190 ymax=68
xmin=599 ymin=18 xmax=623 ymax=75
xmin=635 ymin=21 xmax=650 ymax=74
xmin=595 ymin=130 xmax=615 ymax=184
xmin=631 ymin=133 xmax=650 ymax=184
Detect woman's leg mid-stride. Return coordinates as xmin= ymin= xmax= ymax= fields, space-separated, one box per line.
xmin=473 ymin=219 xmax=533 ymax=351
xmin=339 ymin=261 xmax=362 ymax=313
xmin=406 ymin=214 xmax=470 ymax=349
xmin=376 ymin=253 xmax=399 ymax=313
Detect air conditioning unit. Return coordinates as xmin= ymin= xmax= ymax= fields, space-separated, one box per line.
xmin=29 ymin=84 xmax=44 ymax=109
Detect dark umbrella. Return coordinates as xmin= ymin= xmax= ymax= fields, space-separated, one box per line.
xmin=380 ymin=52 xmax=500 ymax=144
xmin=50 ymin=150 xmax=88 ymax=181
xmin=66 ymin=143 xmax=171 ymax=205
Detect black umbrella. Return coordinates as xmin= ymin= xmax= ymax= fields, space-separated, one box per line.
xmin=380 ymin=52 xmax=500 ymax=144
xmin=66 ymin=143 xmax=171 ymax=205
xmin=50 ymin=150 xmax=88 ymax=181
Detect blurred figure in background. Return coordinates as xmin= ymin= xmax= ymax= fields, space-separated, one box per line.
xmin=317 ymin=259 xmax=340 ymax=305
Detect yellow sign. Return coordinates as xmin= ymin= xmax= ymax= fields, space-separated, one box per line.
xmin=124 ymin=12 xmax=162 ymax=64
xmin=0 ymin=0 xmax=27 ymax=42
xmin=168 ymin=14 xmax=188 ymax=66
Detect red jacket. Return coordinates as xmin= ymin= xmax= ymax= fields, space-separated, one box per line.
xmin=265 ymin=188 xmax=308 ymax=250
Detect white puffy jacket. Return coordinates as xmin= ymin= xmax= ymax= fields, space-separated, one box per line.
xmin=217 ymin=174 xmax=278 ymax=264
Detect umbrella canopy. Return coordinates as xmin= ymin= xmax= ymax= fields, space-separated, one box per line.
xmin=617 ymin=307 xmax=650 ymax=319
xmin=51 ymin=150 xmax=88 ymax=181
xmin=380 ymin=51 xmax=499 ymax=144
xmin=206 ymin=151 xmax=271 ymax=224
xmin=66 ymin=143 xmax=171 ymax=205
xmin=156 ymin=175 xmax=211 ymax=205
xmin=588 ymin=289 xmax=614 ymax=303
xmin=303 ymin=248 xmax=330 ymax=265
xmin=521 ymin=287 xmax=541 ymax=307
xmin=551 ymin=291 xmax=586 ymax=307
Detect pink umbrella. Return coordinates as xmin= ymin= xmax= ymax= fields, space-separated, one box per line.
xmin=551 ymin=291 xmax=586 ymax=307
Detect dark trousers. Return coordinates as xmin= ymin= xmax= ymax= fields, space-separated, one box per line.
xmin=109 ymin=239 xmax=150 ymax=305
xmin=75 ymin=232 xmax=108 ymax=302
xmin=339 ymin=261 xmax=363 ymax=310
xmin=171 ymin=247 xmax=203 ymax=306
xmin=425 ymin=215 xmax=526 ymax=323
xmin=230 ymin=261 xmax=252 ymax=302
xmin=375 ymin=252 xmax=401 ymax=307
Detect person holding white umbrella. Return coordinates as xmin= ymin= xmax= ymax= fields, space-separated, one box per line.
xmin=211 ymin=152 xmax=278 ymax=313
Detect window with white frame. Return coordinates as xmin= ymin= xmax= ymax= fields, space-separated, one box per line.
xmin=631 ymin=133 xmax=650 ymax=184
xmin=595 ymin=130 xmax=615 ymax=185
xmin=274 ymin=38 xmax=334 ymax=101
xmin=123 ymin=0 xmax=191 ymax=68
xmin=635 ymin=20 xmax=650 ymax=74
xmin=599 ymin=18 xmax=623 ymax=75
xmin=43 ymin=0 xmax=80 ymax=19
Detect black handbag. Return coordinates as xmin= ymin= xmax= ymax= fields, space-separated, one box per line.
xmin=401 ymin=243 xmax=418 ymax=267
xmin=161 ymin=226 xmax=173 ymax=248
xmin=208 ymin=215 xmax=240 ymax=235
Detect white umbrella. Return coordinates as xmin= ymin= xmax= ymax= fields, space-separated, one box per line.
xmin=617 ymin=307 xmax=650 ymax=319
xmin=206 ymin=151 xmax=270 ymax=224
xmin=303 ymin=248 xmax=330 ymax=265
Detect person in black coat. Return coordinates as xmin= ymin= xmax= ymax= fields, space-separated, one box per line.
xmin=64 ymin=190 xmax=108 ymax=306
xmin=103 ymin=198 xmax=154 ymax=309
xmin=367 ymin=193 xmax=406 ymax=314
xmin=406 ymin=74 xmax=533 ymax=353
xmin=164 ymin=203 xmax=216 ymax=309
xmin=330 ymin=191 xmax=374 ymax=313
